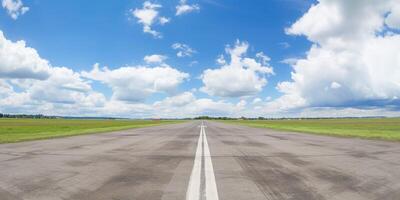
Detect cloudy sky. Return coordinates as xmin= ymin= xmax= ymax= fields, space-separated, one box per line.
xmin=0 ymin=0 xmax=399 ymax=118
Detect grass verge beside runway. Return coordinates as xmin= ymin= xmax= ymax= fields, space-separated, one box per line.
xmin=0 ymin=118 xmax=184 ymax=143
xmin=221 ymin=118 xmax=400 ymax=141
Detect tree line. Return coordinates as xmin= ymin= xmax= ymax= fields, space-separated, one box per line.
xmin=0 ymin=113 xmax=56 ymax=119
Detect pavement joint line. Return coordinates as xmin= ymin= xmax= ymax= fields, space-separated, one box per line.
xmin=186 ymin=121 xmax=219 ymax=200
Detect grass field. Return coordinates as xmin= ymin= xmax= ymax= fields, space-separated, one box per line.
xmin=0 ymin=118 xmax=183 ymax=143
xmin=221 ymin=118 xmax=400 ymax=141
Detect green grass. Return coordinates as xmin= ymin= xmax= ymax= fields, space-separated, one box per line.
xmin=0 ymin=118 xmax=184 ymax=143
xmin=220 ymin=118 xmax=400 ymax=141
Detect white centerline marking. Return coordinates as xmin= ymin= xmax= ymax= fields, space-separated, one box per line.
xmin=186 ymin=122 xmax=203 ymax=200
xmin=203 ymin=123 xmax=219 ymax=200
xmin=186 ymin=121 xmax=219 ymax=200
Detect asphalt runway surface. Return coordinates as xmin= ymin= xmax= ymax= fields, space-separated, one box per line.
xmin=0 ymin=121 xmax=399 ymax=200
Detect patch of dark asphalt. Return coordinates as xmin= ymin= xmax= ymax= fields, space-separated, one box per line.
xmin=118 ymin=134 xmax=139 ymax=137
xmin=159 ymin=140 xmax=192 ymax=151
xmin=67 ymin=145 xmax=85 ymax=150
xmin=244 ymin=140 xmax=269 ymax=147
xmin=312 ymin=168 xmax=363 ymax=194
xmin=304 ymin=142 xmax=323 ymax=147
xmin=18 ymin=177 xmax=55 ymax=194
xmin=70 ymin=156 xmax=184 ymax=200
xmin=273 ymin=152 xmax=311 ymax=166
xmin=265 ymin=134 xmax=289 ymax=140
xmin=373 ymin=143 xmax=391 ymax=148
xmin=236 ymin=156 xmax=325 ymax=200
xmin=348 ymin=151 xmax=379 ymax=159
xmin=0 ymin=187 xmax=22 ymax=200
xmin=221 ymin=140 xmax=240 ymax=146
xmin=66 ymin=160 xmax=91 ymax=167
xmin=312 ymin=167 xmax=398 ymax=200
xmin=220 ymin=139 xmax=268 ymax=147
xmin=178 ymin=134 xmax=197 ymax=140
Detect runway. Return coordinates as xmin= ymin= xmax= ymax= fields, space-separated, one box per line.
xmin=0 ymin=120 xmax=399 ymax=200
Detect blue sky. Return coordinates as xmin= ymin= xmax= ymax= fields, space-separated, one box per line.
xmin=0 ymin=0 xmax=400 ymax=118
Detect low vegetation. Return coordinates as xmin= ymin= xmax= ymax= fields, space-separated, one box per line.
xmin=221 ymin=118 xmax=400 ymax=141
xmin=0 ymin=118 xmax=183 ymax=143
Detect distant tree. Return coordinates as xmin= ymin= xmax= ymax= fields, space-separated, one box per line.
xmin=0 ymin=113 xmax=56 ymax=119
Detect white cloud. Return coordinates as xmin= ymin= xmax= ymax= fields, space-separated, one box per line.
xmin=29 ymin=67 xmax=94 ymax=104
xmin=3 ymin=0 xmax=400 ymax=118
xmin=280 ymin=57 xmax=299 ymax=65
xmin=131 ymin=1 xmax=169 ymax=38
xmin=176 ymin=0 xmax=200 ymax=16
xmin=201 ymin=40 xmax=274 ymax=97
xmin=330 ymin=81 xmax=341 ymax=89
xmin=159 ymin=17 xmax=170 ymax=25
xmin=82 ymin=63 xmax=189 ymax=102
xmin=0 ymin=31 xmax=51 ymax=80
xmin=255 ymin=52 xmax=271 ymax=65
xmin=172 ymin=43 xmax=196 ymax=57
xmin=2 ymin=0 xmax=29 ymax=20
xmin=0 ymin=65 xmax=106 ymax=113
xmin=295 ymin=107 xmax=400 ymax=118
xmin=152 ymin=92 xmax=243 ymax=118
xmin=252 ymin=98 xmax=262 ymax=104
xmin=143 ymin=54 xmax=167 ymax=64
xmin=189 ymin=60 xmax=198 ymax=66
xmin=268 ymin=0 xmax=400 ymax=111
xmin=0 ymin=29 xmax=248 ymax=118
xmin=216 ymin=54 xmax=226 ymax=65
xmin=0 ymin=80 xmax=13 ymax=98
xmin=279 ymin=42 xmax=290 ymax=49
xmin=154 ymin=91 xmax=195 ymax=107
xmin=0 ymin=31 xmax=106 ymax=115
xmin=236 ymin=99 xmax=247 ymax=107
xmin=88 ymin=91 xmax=246 ymax=119
xmin=0 ymin=69 xmax=106 ymax=116
xmin=386 ymin=2 xmax=400 ymax=29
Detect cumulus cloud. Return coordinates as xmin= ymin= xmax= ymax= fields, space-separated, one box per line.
xmin=83 ymin=91 xmax=248 ymax=118
xmin=0 ymin=68 xmax=106 ymax=116
xmin=154 ymin=92 xmax=195 ymax=107
xmin=252 ymin=98 xmax=262 ymax=104
xmin=176 ymin=0 xmax=200 ymax=16
xmin=171 ymin=43 xmax=196 ymax=57
xmin=29 ymin=67 xmax=93 ymax=104
xmin=0 ymin=31 xmax=51 ymax=80
xmin=0 ymin=29 xmax=248 ymax=118
xmin=0 ymin=80 xmax=13 ymax=98
xmin=2 ymin=0 xmax=29 ymax=20
xmin=82 ymin=63 xmax=189 ymax=102
xmin=201 ymin=40 xmax=274 ymax=97
xmin=265 ymin=0 xmax=400 ymax=114
xmin=131 ymin=1 xmax=169 ymax=38
xmin=0 ymin=31 xmax=106 ymax=115
xmin=159 ymin=17 xmax=170 ymax=25
xmin=0 ymin=29 xmax=208 ymax=118
xmin=152 ymin=92 xmax=244 ymax=118
xmin=216 ymin=55 xmax=226 ymax=65
xmin=386 ymin=2 xmax=400 ymax=29
xmin=143 ymin=54 xmax=167 ymax=64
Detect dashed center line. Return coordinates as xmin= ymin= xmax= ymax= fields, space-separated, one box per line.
xmin=186 ymin=121 xmax=219 ymax=200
